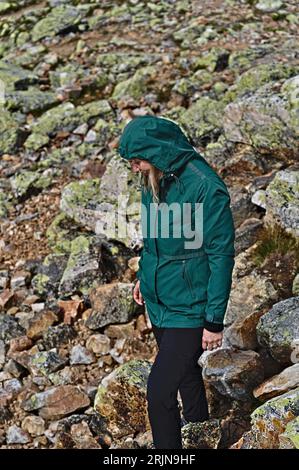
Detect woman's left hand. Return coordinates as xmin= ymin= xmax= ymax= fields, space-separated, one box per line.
xmin=202 ymin=329 xmax=223 ymax=351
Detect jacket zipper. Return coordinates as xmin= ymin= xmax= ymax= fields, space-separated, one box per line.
xmin=182 ymin=260 xmax=196 ymax=299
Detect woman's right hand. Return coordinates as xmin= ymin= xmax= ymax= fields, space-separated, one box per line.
xmin=133 ymin=280 xmax=144 ymax=305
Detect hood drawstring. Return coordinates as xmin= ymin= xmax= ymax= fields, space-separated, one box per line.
xmin=159 ymin=170 xmax=185 ymax=202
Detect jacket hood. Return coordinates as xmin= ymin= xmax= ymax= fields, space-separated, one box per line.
xmin=117 ymin=115 xmax=203 ymax=200
xmin=118 ymin=115 xmax=198 ymax=174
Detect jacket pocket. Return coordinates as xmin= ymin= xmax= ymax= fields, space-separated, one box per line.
xmin=181 ymin=260 xmax=196 ymax=299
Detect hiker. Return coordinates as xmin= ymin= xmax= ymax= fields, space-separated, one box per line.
xmin=118 ymin=115 xmax=235 ymax=449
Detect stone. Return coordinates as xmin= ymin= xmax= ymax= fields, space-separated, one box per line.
xmin=255 ymin=1 xmax=283 ymax=13
xmin=250 ymin=387 xmax=299 ymax=448
xmin=253 ymin=363 xmax=299 ymax=401
xmin=11 ymin=349 xmax=67 ymax=377
xmin=112 ymin=66 xmax=156 ymax=101
xmin=0 ymin=340 xmax=5 ymax=367
xmin=0 ymin=270 xmax=9 ymax=290
xmin=42 ymin=324 xmax=77 ymax=349
xmin=3 ymin=378 xmax=22 ymax=396
xmin=21 ymin=385 xmax=90 ymax=420
xmin=223 ymin=76 xmax=299 ymax=157
xmin=31 ymin=5 xmax=83 ymax=42
xmin=224 ymin=271 xmax=278 ymax=326
xmin=59 ymin=155 xmax=142 ymax=248
xmin=94 ymin=359 xmax=152 ymax=437
xmin=0 ymin=313 xmax=26 ymax=344
xmin=181 ymin=418 xmax=222 ymax=449
xmin=48 ymin=365 xmax=84 ymax=386
xmin=0 ymin=289 xmax=15 ymax=311
xmin=256 ymin=296 xmax=299 ymax=365
xmin=10 ymin=169 xmax=54 ymax=201
xmin=200 ymin=348 xmax=264 ymax=401
xmin=86 ymin=282 xmax=139 ymax=330
xmin=70 ymin=345 xmax=95 ymax=365
xmin=252 ymin=167 xmax=299 ymax=237
xmin=86 ymin=334 xmax=111 ymax=355
xmin=57 ymin=298 xmax=84 ymax=324
xmin=279 ymin=416 xmax=299 ymax=449
xmin=6 ymin=424 xmax=31 ymax=444
xmin=26 ymin=309 xmax=58 ymax=340
xmin=292 ymin=273 xmax=299 ymax=296
xmin=58 ymin=236 xmax=103 ymax=298
xmin=21 ymin=415 xmax=45 ymax=437
xmin=7 ymin=336 xmax=33 ymax=356
xmin=31 ymin=253 xmax=68 ymax=298
xmin=64 ymin=421 xmax=101 ymax=449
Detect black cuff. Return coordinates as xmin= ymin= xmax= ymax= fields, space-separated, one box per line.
xmin=203 ymin=320 xmax=224 ymax=332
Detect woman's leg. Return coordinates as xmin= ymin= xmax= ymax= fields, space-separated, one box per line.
xmin=178 ymin=341 xmax=209 ymax=423
xmin=146 ymin=325 xmax=207 ymax=449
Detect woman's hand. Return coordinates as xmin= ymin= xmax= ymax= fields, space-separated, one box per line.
xmin=202 ymin=329 xmax=223 ymax=351
xmin=133 ymin=280 xmax=144 ymax=306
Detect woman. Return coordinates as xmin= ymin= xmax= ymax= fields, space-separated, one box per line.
xmin=118 ymin=115 xmax=235 ymax=449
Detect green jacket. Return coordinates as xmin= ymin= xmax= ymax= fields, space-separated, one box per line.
xmin=118 ymin=115 xmax=235 ymax=332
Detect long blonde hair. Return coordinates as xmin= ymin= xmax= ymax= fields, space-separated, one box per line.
xmin=141 ymin=163 xmax=164 ymax=204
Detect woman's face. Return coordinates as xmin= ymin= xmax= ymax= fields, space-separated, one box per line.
xmin=129 ymin=158 xmax=152 ymax=174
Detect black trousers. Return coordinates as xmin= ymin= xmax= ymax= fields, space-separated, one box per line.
xmin=146 ymin=324 xmax=209 ymax=449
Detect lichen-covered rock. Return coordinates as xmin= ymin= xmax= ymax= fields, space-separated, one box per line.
xmin=0 ymin=314 xmax=26 ymax=344
xmin=224 ymin=270 xmax=278 ymax=326
xmin=5 ymin=88 xmax=60 ymax=114
xmin=42 ymin=324 xmax=77 ymax=349
xmin=0 ymin=59 xmax=38 ymax=91
xmin=11 ymin=349 xmax=68 ymax=377
xmin=223 ymin=63 xmax=297 ymax=104
xmin=181 ymin=418 xmax=222 ymax=449
xmin=31 ymin=253 xmax=68 ymax=298
xmin=235 ymin=387 xmax=299 ymax=448
xmin=178 ymin=96 xmax=225 ymax=145
xmin=112 ymin=65 xmax=156 ymax=101
xmin=254 ymin=1 xmax=283 ymax=13
xmin=256 ymin=296 xmax=299 ymax=365
xmin=223 ymin=76 xmax=299 ymax=156
xmin=172 ymin=18 xmax=211 ymax=49
xmin=45 ymin=211 xmax=86 ymax=255
xmin=58 ymin=235 xmax=104 ymax=298
xmin=24 ymin=99 xmax=113 ymax=149
xmin=0 ymin=109 xmax=26 ymax=155
xmin=200 ymin=348 xmax=264 ymax=401
xmin=86 ymin=282 xmax=140 ymax=330
xmin=173 ymin=69 xmax=213 ymax=97
xmin=279 ymin=416 xmax=299 ymax=449
xmin=48 ymin=366 xmax=84 ymax=387
xmin=10 ymin=169 xmax=54 ymax=200
xmin=60 ymin=155 xmax=142 ymax=248
xmin=94 ymin=359 xmax=151 ymax=437
xmin=253 ymin=363 xmax=299 ymax=401
xmin=252 ymin=167 xmax=299 ymax=237
xmin=31 ymin=5 xmax=84 ymax=42
xmin=54 ymin=420 xmax=101 ymax=449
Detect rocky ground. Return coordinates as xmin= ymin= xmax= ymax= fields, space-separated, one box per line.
xmin=0 ymin=0 xmax=299 ymax=449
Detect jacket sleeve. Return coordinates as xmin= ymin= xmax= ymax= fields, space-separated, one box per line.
xmin=135 ymin=248 xmax=144 ymax=280
xmin=199 ymin=177 xmax=235 ymax=333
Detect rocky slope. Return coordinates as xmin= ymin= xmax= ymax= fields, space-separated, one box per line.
xmin=0 ymin=0 xmax=298 ymax=449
